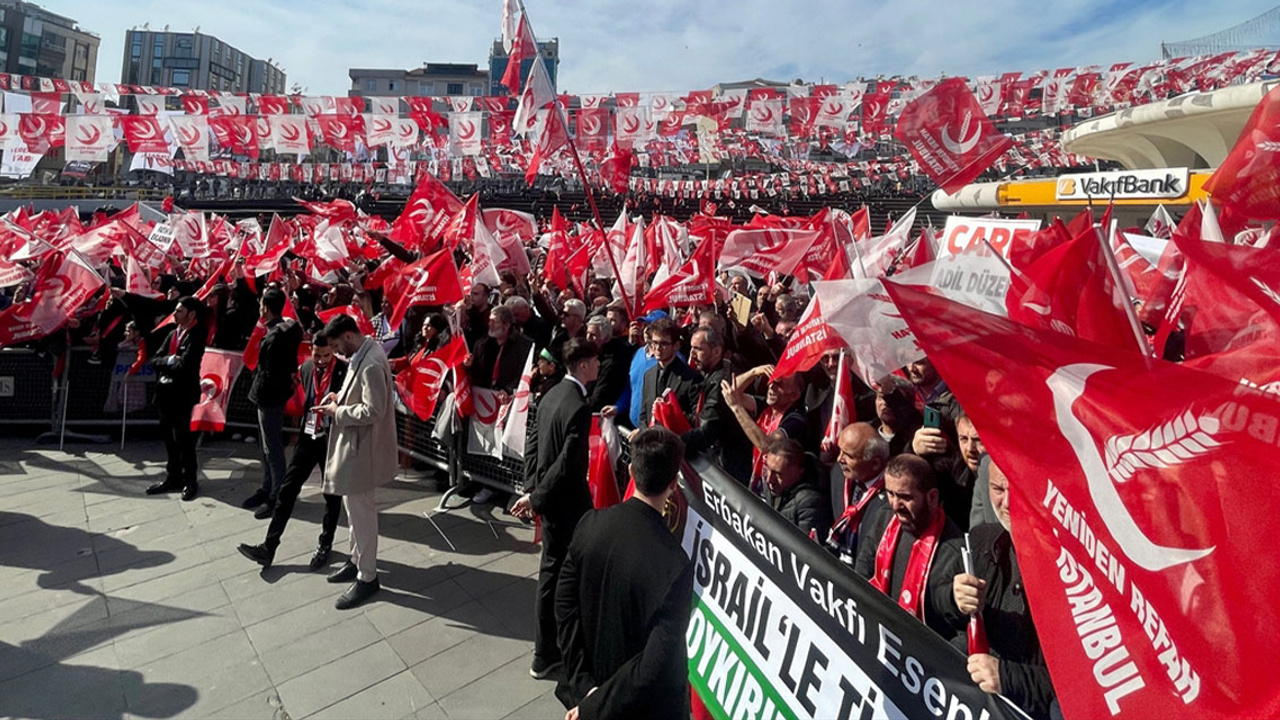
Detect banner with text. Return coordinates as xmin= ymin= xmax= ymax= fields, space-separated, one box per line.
xmin=679 ymin=460 xmax=1025 ymax=720
xmin=930 ymin=216 xmax=1041 ymax=316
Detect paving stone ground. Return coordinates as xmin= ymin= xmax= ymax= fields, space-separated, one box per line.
xmin=0 ymin=434 xmax=563 ymax=720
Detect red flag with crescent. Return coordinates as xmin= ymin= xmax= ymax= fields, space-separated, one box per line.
xmin=894 ymin=77 xmax=1013 ymax=194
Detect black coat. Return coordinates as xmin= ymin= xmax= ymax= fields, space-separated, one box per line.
xmin=638 ymin=358 xmax=701 ymax=429
xmin=468 ymin=332 xmax=534 ymax=394
xmin=682 ymin=359 xmax=753 ymax=484
xmin=588 ymin=336 xmax=636 ymax=411
xmin=765 ymin=469 xmax=833 ymax=541
xmin=855 ymin=503 xmax=967 ymax=646
xmin=299 ymin=357 xmax=349 ymax=415
xmin=153 ymin=323 xmax=206 ymax=409
xmin=527 ymin=379 xmax=593 ymax=548
xmin=248 ymin=317 xmax=303 ymax=406
xmin=967 ymin=523 xmax=1056 ymax=720
xmin=555 ymin=499 xmax=693 ymax=720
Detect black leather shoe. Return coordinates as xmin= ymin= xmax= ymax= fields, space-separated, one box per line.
xmin=529 ymin=657 xmax=561 ymax=680
xmin=241 ymin=491 xmax=268 ymax=509
xmin=146 ymin=481 xmax=182 ymax=496
xmin=308 ymin=546 xmax=331 ymax=572
xmin=253 ymin=504 xmax=275 ymax=520
xmin=327 ymin=561 xmax=357 ymax=584
xmin=335 ymin=578 xmax=379 ymax=610
xmin=181 ymin=484 xmax=199 ymax=502
xmin=237 ymin=543 xmax=275 ymax=569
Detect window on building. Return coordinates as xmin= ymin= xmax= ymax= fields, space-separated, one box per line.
xmin=365 ymin=79 xmax=376 ymax=92
xmin=173 ymin=69 xmax=189 ymax=86
xmin=131 ymin=37 xmax=141 ymax=58
xmin=175 ymin=35 xmax=192 ymax=59
xmin=447 ymin=82 xmax=463 ymax=95
xmin=470 ymin=85 xmax=483 ymax=96
xmin=388 ymin=80 xmax=398 ymax=91
xmin=71 ymin=68 xmax=85 ymax=81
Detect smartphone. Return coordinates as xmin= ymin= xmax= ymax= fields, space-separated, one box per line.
xmin=923 ymin=406 xmax=941 ymax=429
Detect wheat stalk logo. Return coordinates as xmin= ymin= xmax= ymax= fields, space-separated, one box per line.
xmin=1103 ymin=410 xmax=1221 ymax=484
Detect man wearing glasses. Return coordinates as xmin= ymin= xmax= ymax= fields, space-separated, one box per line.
xmin=636 ymin=318 xmax=701 ymax=430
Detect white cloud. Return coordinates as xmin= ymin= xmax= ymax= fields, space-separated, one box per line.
xmin=48 ymin=0 xmax=1280 ymax=95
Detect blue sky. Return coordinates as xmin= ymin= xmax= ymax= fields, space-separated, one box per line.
xmin=48 ymin=0 xmax=1280 ymax=95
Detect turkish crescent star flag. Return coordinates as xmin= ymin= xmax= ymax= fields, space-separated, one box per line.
xmin=894 ymin=77 xmax=1013 ymax=194
xmin=388 ymin=247 xmax=464 ymax=328
xmin=395 ymin=335 xmax=467 ymax=421
xmin=191 ymin=349 xmax=244 ymax=432
xmin=1202 ymin=83 xmax=1280 ymax=220
xmin=887 ymin=281 xmax=1280 ymax=720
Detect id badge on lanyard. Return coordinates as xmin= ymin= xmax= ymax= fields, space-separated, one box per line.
xmin=303 ymin=408 xmax=321 ymax=438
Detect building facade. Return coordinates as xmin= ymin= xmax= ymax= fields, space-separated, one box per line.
xmin=121 ymin=29 xmax=285 ymax=93
xmin=0 ymin=0 xmax=98 ymax=82
xmin=488 ymin=39 xmax=558 ymax=95
xmin=349 ymin=63 xmax=490 ymax=99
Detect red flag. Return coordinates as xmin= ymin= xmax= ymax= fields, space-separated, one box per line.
xmin=587 ymin=416 xmax=622 ymax=509
xmin=543 ymin=206 xmax=574 ymax=288
xmin=314 ymin=114 xmax=364 ymax=153
xmin=525 ymin=105 xmax=570 ymax=184
xmin=0 ymin=252 xmax=104 ymax=346
xmin=598 ymin=142 xmax=634 ymax=195
xmin=861 ymin=85 xmax=892 ymax=137
xmin=387 ymin=248 xmax=465 ymax=328
xmin=717 ymin=227 xmax=823 ymax=278
xmin=125 ymin=254 xmax=161 ymax=298
xmin=894 ymin=77 xmax=1012 ymax=194
xmin=500 ymin=14 xmax=537 ymax=94
xmin=394 ymin=336 xmax=467 ymax=421
xmin=574 ymin=108 xmax=608 ymax=153
xmin=191 ymin=349 xmax=244 ymax=432
xmin=642 ymin=234 xmax=715 ymax=312
xmin=18 ymin=113 xmax=65 ymax=153
xmin=770 ymin=298 xmax=846 ymax=380
xmin=316 ymin=304 xmax=375 ymax=337
xmin=119 ymin=115 xmax=170 ymax=153
xmin=650 ymin=389 xmax=692 ymax=433
xmin=889 ymin=281 xmax=1280 ymax=720
xmin=1007 ymin=227 xmax=1143 ymax=351
xmin=1202 ymin=84 xmax=1280 ymax=220
xmin=389 ymin=171 xmax=464 ymax=251
xmin=823 ymin=350 xmax=855 ymax=448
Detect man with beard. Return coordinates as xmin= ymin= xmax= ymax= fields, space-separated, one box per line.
xmin=681 ymin=327 xmax=752 ymax=484
xmin=914 ymin=412 xmax=985 ymax=531
xmin=951 ymin=460 xmax=1056 ymax=719
xmin=721 ymin=368 xmax=809 ymax=496
xmin=856 ymin=454 xmax=966 ymax=644
xmin=467 ymin=305 xmax=534 ymax=399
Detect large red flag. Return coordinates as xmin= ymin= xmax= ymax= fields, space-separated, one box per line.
xmin=388 ymin=248 xmax=464 ymax=328
xmin=716 ymin=228 xmax=822 ymax=278
xmin=0 ymin=252 xmax=104 ymax=347
xmin=888 ymin=280 xmax=1280 ymax=720
xmin=394 ymin=335 xmax=467 ymax=421
xmin=118 ymin=115 xmax=169 ymax=154
xmin=770 ymin=297 xmax=846 ymax=380
xmin=389 ymin=171 xmax=464 ymax=252
xmin=500 ymin=14 xmax=537 ymax=94
xmin=894 ymin=77 xmax=1012 ymax=194
xmin=587 ymin=416 xmax=622 ymax=509
xmin=641 ymin=234 xmax=715 ymax=312
xmin=1202 ymin=83 xmax=1280 ymax=220
xmin=191 ymin=349 xmax=244 ymax=432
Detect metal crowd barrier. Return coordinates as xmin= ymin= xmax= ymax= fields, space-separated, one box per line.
xmin=0 ymin=348 xmax=56 ymax=424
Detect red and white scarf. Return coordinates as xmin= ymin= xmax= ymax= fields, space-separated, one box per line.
xmin=870 ymin=507 xmax=946 ymax=620
xmin=828 ymin=475 xmax=885 ymax=543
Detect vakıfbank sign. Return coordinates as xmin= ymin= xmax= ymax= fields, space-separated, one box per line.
xmin=1055 ymin=168 xmax=1188 ymax=201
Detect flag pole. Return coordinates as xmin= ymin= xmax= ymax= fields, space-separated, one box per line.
xmin=513 ymin=0 xmax=633 ymax=313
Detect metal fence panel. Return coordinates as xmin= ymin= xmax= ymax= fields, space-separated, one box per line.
xmin=0 ymin=349 xmax=54 ymax=424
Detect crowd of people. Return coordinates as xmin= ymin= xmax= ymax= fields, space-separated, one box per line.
xmin=0 ymin=197 xmax=1058 ymax=720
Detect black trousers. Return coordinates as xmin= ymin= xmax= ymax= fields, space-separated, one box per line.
xmin=264 ymin=434 xmax=343 ymax=551
xmin=534 ymin=523 xmax=572 ymax=664
xmin=159 ymin=400 xmax=197 ymax=487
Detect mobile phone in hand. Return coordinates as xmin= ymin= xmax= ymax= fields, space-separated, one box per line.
xmin=923 ymin=406 xmax=941 ymax=429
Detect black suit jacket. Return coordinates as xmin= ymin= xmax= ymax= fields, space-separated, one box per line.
xmin=528 ymin=379 xmax=593 ymax=548
xmin=468 ymin=332 xmax=534 ymax=393
xmin=249 ymin=317 xmax=303 ymax=406
xmin=681 ymin=359 xmax=753 ymax=484
xmin=299 ymin=357 xmax=349 ymax=413
xmin=153 ymin=323 xmax=206 ymax=409
xmin=555 ymin=499 xmax=694 ymax=720
xmin=638 ymin=358 xmax=702 ymax=428
xmin=588 ymin=337 xmax=635 ymax=411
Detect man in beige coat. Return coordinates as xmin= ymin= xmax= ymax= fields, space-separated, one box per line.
xmin=316 ymin=314 xmax=399 ymax=609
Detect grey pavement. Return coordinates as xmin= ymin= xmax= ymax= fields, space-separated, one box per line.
xmin=0 ymin=435 xmax=559 ymax=719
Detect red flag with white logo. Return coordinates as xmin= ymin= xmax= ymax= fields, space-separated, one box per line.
xmin=0 ymin=251 xmax=104 ymax=347
xmin=389 ymin=170 xmax=464 ymax=252
xmin=888 ymin=280 xmax=1280 ymax=720
xmin=894 ymin=78 xmax=1012 ymax=194
xmin=770 ymin=297 xmax=847 ymax=380
xmin=1202 ymin=83 xmax=1280 ymax=220
xmin=500 ymin=14 xmax=538 ymax=94
xmin=191 ymin=349 xmax=244 ymax=432
xmin=395 ymin=335 xmax=468 ymax=421
xmin=642 ymin=232 xmax=716 ymax=312
xmin=587 ymin=416 xmax=622 ymax=509
xmin=716 ymin=227 xmax=822 ymax=278
xmin=18 ymin=113 xmax=65 ymax=153
xmin=823 ymin=350 xmax=855 ymax=448
xmin=387 ymin=247 xmax=464 ymax=328
xmin=119 ymin=115 xmax=169 ymax=153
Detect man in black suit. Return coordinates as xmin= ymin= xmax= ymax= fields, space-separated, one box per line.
xmin=244 ymin=287 xmax=303 ymax=518
xmin=467 ymin=305 xmax=534 ymax=398
xmin=585 ymin=315 xmax=635 ymax=411
xmin=637 ymin=318 xmax=701 ymax=429
xmin=511 ymin=338 xmax=600 ymax=680
xmin=554 ymin=426 xmax=693 ymax=720
xmin=236 ymin=329 xmax=348 ymax=571
xmin=682 ymin=327 xmax=753 ymax=484
xmin=146 ymin=296 xmax=206 ymax=502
